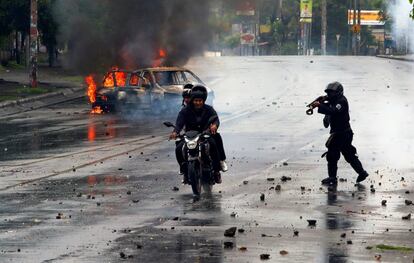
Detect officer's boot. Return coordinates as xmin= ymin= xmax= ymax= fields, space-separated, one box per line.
xmin=321 ymin=162 xmax=338 ymax=185
xmin=348 ymin=158 xmax=369 ymax=183
xmin=356 ymin=170 xmax=369 ymax=183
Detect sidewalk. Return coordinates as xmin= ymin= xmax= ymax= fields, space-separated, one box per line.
xmin=376 ymin=54 xmax=414 ymax=62
xmin=0 ymin=64 xmax=86 ymax=117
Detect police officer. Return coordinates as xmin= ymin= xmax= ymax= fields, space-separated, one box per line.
xmin=170 ymin=85 xmax=224 ymax=184
xmin=312 ymin=82 xmax=369 ymax=185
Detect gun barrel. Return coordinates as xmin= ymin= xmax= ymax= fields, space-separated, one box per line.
xmin=306 ymin=107 xmax=314 ymax=115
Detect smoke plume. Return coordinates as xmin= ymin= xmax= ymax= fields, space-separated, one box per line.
xmin=388 ymin=0 xmax=414 ymax=53
xmin=54 ymin=0 xmax=213 ymax=73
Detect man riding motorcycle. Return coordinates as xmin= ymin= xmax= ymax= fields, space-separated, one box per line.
xmin=170 ymin=85 xmax=226 ymax=184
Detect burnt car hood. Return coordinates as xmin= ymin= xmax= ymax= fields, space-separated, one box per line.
xmin=162 ymin=85 xmax=183 ymax=95
xmin=161 ymin=85 xmax=213 ymax=95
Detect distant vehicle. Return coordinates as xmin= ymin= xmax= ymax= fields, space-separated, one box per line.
xmin=93 ymin=67 xmax=214 ymax=113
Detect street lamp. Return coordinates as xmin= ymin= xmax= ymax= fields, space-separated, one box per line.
xmin=336 ymin=34 xmax=341 ymax=55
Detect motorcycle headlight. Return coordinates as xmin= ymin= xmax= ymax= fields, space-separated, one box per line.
xmin=185 ymin=137 xmax=199 ymax=150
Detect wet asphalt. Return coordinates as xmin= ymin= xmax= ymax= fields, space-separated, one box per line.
xmin=1 ymin=56 xmax=414 ymax=263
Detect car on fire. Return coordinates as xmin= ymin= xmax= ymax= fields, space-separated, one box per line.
xmin=93 ymin=67 xmax=214 ymax=113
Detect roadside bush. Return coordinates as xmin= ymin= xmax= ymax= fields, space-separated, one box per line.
xmin=280 ymin=42 xmax=298 ymax=55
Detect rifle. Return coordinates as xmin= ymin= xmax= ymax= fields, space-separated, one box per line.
xmin=306 ymin=95 xmax=328 ymax=115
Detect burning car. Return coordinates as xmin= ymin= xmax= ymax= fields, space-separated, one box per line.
xmin=88 ymin=67 xmax=214 ymax=114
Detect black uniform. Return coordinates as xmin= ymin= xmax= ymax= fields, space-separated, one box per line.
xmin=174 ymin=104 xmax=222 ymax=172
xmin=318 ymin=95 xmax=366 ymax=179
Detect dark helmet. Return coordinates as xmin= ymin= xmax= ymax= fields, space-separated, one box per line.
xmin=190 ymin=85 xmax=208 ymax=102
xmin=325 ymin=82 xmax=344 ymax=99
xmin=182 ymin=87 xmax=191 ymax=98
xmin=183 ymin=83 xmax=194 ymax=91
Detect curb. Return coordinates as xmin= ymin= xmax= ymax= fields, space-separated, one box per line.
xmin=0 ymin=86 xmax=86 ymax=117
xmin=0 ymin=86 xmax=83 ymax=109
xmin=376 ymin=55 xmax=414 ymax=62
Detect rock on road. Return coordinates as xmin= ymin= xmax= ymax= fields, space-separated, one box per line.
xmin=1 ymin=56 xmax=414 ymax=262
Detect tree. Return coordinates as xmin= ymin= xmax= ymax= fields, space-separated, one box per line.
xmin=0 ymin=0 xmax=29 ymax=64
xmin=0 ymin=0 xmax=59 ymax=66
xmin=310 ymin=0 xmax=387 ymax=55
xmin=269 ymin=1 xmax=299 ymax=55
xmin=410 ymin=0 xmax=414 ymax=18
xmin=39 ymin=0 xmax=58 ymax=67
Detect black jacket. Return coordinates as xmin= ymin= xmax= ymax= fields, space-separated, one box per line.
xmin=318 ymin=95 xmax=352 ymax=134
xmin=174 ymin=104 xmax=220 ymax=133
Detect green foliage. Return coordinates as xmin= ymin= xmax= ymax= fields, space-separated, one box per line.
xmin=0 ymin=0 xmax=59 ymax=65
xmin=0 ymin=0 xmax=29 ymax=37
xmin=279 ymin=42 xmax=298 ymax=55
xmin=410 ymin=0 xmax=414 ymax=19
xmin=0 ymin=95 xmax=19 ymax=102
xmin=310 ymin=0 xmax=388 ymax=54
xmin=268 ymin=1 xmax=300 ymax=55
xmin=5 ymin=61 xmax=26 ymax=70
xmin=376 ymin=244 xmax=413 ymax=252
xmin=38 ymin=0 xmax=58 ymax=49
xmin=224 ymin=34 xmax=241 ymax=49
xmin=16 ymin=86 xmax=50 ymax=95
xmin=39 ymin=0 xmax=59 ymax=66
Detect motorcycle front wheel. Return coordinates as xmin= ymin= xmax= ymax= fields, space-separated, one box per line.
xmin=188 ymin=161 xmax=201 ymax=197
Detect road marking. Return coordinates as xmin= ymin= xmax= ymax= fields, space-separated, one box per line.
xmin=0 ymin=96 xmax=276 ymax=192
xmin=0 ymin=136 xmax=166 ymax=191
xmin=2 ymin=135 xmax=156 ymax=167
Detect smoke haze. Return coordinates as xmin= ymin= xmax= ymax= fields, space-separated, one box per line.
xmin=388 ymin=0 xmax=414 ymax=53
xmin=54 ymin=0 xmax=213 ymax=73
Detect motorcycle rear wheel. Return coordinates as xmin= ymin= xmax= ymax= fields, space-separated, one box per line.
xmin=202 ymin=183 xmax=212 ymax=193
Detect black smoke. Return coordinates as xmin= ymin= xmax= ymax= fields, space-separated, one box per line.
xmin=54 ymin=0 xmax=213 ymax=73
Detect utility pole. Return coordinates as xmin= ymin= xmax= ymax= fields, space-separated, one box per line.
xmin=321 ymin=0 xmax=327 ymax=55
xmin=352 ymin=0 xmax=357 ymax=55
xmin=277 ymin=0 xmax=283 ymax=19
xmin=29 ymin=0 xmax=38 ymax=88
xmin=336 ymin=34 xmax=341 ymax=55
xmin=299 ymin=0 xmax=313 ymax=55
xmin=347 ymin=0 xmax=351 ymax=55
xmin=357 ymin=0 xmax=361 ymax=55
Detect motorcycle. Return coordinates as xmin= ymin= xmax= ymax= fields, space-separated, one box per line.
xmin=163 ymin=116 xmax=217 ymax=199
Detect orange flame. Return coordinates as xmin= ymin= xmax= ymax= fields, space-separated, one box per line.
xmin=91 ymin=106 xmax=103 ymax=114
xmin=85 ymin=75 xmax=104 ymax=114
xmin=85 ymin=75 xmax=97 ymax=103
xmin=159 ymin=49 xmax=167 ymax=58
xmin=103 ymin=73 xmax=115 ymax=88
xmin=103 ymin=67 xmax=127 ymax=88
xmin=115 ymin=71 xmax=127 ymax=87
xmin=153 ymin=49 xmax=167 ymax=67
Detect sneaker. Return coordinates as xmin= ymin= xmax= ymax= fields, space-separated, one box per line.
xmin=182 ymin=173 xmax=189 ymax=185
xmin=220 ymin=161 xmax=228 ymax=172
xmin=356 ymin=171 xmax=369 ymax=183
xmin=182 ymin=178 xmax=189 ymax=185
xmin=214 ymin=172 xmax=222 ymax=184
xmin=321 ymin=177 xmax=338 ymax=186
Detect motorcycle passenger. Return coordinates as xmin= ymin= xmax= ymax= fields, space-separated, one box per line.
xmin=182 ymin=83 xmax=193 ymax=107
xmin=170 ymin=85 xmax=223 ymax=184
xmin=312 ymin=82 xmax=369 ymax=185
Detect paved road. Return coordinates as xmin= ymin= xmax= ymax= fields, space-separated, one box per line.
xmin=1 ymin=56 xmax=414 ymax=262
